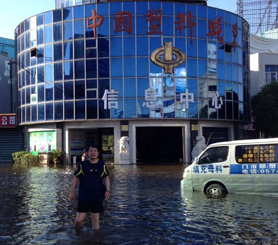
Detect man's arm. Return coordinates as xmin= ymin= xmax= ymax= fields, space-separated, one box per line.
xmin=69 ymin=176 xmax=79 ymax=201
xmin=103 ymin=176 xmax=111 ymax=199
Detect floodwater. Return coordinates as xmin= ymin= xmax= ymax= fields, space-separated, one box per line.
xmin=0 ymin=164 xmax=278 ymax=245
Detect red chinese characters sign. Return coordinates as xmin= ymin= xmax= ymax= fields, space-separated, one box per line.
xmin=145 ymin=9 xmax=162 ymax=34
xmin=0 ymin=114 xmax=17 ymax=128
xmin=175 ymin=11 xmax=196 ymax=43
xmin=232 ymin=22 xmax=238 ymax=50
xmin=86 ymin=9 xmax=238 ymax=50
xmin=87 ymin=9 xmax=104 ymax=38
xmin=114 ymin=11 xmax=132 ymax=34
xmin=207 ymin=16 xmax=224 ymax=44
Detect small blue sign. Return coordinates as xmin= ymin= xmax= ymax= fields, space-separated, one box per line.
xmin=230 ymin=163 xmax=278 ymax=174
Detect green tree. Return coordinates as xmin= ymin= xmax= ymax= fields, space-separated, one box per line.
xmin=102 ymin=135 xmax=114 ymax=152
xmin=251 ymin=82 xmax=278 ymax=137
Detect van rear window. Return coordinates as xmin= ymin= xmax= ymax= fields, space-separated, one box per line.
xmin=235 ymin=144 xmax=278 ymax=163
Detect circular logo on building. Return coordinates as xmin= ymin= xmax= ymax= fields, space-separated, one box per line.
xmin=151 ymin=42 xmax=185 ymax=74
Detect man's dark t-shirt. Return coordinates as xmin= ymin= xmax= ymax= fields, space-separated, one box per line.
xmin=74 ymin=159 xmax=109 ymax=202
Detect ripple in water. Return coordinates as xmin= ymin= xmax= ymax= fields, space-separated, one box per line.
xmin=0 ymin=164 xmax=277 ymax=244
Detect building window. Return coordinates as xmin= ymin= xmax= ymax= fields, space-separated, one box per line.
xmin=265 ymin=65 xmax=278 ymax=83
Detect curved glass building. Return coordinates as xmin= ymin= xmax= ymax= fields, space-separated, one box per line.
xmin=15 ymin=0 xmax=250 ymax=164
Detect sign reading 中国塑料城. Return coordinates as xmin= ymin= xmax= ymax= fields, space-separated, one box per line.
xmin=230 ymin=164 xmax=278 ymax=174
xmin=86 ymin=8 xmax=239 ymax=52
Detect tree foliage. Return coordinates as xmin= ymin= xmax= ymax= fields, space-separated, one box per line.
xmin=102 ymin=135 xmax=114 ymax=152
xmin=251 ymin=82 xmax=278 ymax=137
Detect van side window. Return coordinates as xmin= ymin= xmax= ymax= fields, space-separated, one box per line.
xmin=199 ymin=146 xmax=228 ymax=164
xmin=235 ymin=144 xmax=278 ymax=163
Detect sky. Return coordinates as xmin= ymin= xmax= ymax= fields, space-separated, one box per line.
xmin=0 ymin=0 xmax=236 ymax=40
xmin=208 ymin=0 xmax=236 ymax=13
xmin=0 ymin=0 xmax=55 ymax=40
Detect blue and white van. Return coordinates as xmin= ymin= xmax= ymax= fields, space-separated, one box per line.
xmin=181 ymin=138 xmax=278 ymax=196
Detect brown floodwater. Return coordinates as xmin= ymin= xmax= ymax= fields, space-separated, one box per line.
xmin=0 ymin=163 xmax=278 ymax=245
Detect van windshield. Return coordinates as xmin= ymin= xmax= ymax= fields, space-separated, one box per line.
xmin=199 ymin=146 xmax=229 ymax=164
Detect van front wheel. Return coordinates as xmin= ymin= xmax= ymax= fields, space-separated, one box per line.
xmin=206 ymin=184 xmax=227 ymax=196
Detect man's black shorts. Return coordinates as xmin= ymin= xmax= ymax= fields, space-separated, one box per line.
xmin=77 ymin=200 xmax=103 ymax=213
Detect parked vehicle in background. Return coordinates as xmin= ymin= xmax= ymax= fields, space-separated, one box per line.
xmin=181 ymin=138 xmax=278 ymax=196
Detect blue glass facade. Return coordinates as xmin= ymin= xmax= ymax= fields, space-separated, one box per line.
xmin=16 ymin=1 xmax=250 ymax=124
xmin=0 ymin=37 xmax=15 ymax=58
xmin=16 ymin=1 xmax=251 ymax=164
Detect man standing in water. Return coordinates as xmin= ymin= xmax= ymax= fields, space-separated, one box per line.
xmin=69 ymin=145 xmax=110 ymax=231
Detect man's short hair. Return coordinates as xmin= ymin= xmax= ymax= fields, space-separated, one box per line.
xmin=89 ymin=145 xmax=99 ymax=151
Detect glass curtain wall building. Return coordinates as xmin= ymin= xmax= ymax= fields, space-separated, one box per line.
xmin=15 ymin=0 xmax=250 ymax=164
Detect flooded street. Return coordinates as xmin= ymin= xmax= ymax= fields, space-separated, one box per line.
xmin=0 ymin=164 xmax=278 ymax=245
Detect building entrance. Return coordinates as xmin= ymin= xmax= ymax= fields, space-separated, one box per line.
xmin=98 ymin=128 xmax=114 ymax=163
xmin=69 ymin=128 xmax=114 ymax=163
xmin=136 ymin=127 xmax=183 ymax=164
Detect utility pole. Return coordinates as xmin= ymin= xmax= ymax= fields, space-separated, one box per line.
xmin=8 ymin=60 xmax=16 ymax=113
xmin=236 ymin=0 xmax=243 ymax=16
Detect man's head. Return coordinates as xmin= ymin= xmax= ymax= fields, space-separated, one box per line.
xmin=88 ymin=145 xmax=99 ymax=160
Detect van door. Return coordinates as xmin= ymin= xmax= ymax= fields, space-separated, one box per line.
xmin=191 ymin=146 xmax=230 ymax=192
xmin=230 ymin=144 xmax=258 ymax=193
xmin=254 ymin=163 xmax=278 ymax=194
xmin=233 ymin=143 xmax=278 ymax=194
xmin=253 ymin=144 xmax=278 ymax=194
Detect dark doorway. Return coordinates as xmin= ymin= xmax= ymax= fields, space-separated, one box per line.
xmin=202 ymin=127 xmax=229 ymax=145
xmin=98 ymin=128 xmax=114 ymax=163
xmin=136 ymin=127 xmax=183 ymax=163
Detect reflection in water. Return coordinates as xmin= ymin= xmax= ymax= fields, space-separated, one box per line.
xmin=182 ymin=191 xmax=278 ymax=244
xmin=0 ymin=164 xmax=277 ymax=244
xmin=14 ymin=167 xmax=61 ymax=244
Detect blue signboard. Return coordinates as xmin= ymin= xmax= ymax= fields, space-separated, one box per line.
xmin=230 ymin=163 xmax=278 ymax=174
xmin=193 ymin=163 xmax=278 ymax=174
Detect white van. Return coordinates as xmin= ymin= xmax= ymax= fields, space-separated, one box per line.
xmin=181 ymin=138 xmax=278 ymax=196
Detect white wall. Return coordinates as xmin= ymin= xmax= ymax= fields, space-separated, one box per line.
xmin=250 ymin=53 xmax=278 ymax=96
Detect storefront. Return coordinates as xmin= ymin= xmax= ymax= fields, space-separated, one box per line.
xmin=16 ymin=0 xmax=250 ymax=164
